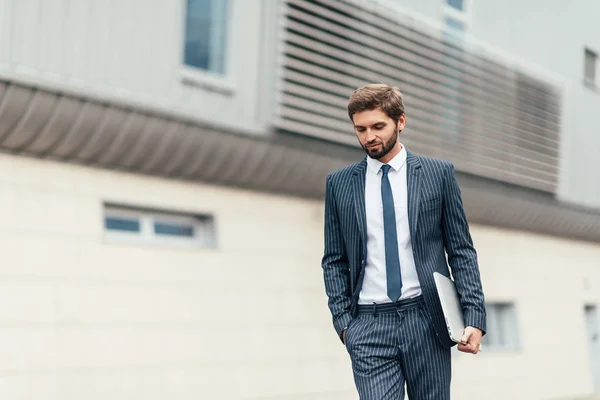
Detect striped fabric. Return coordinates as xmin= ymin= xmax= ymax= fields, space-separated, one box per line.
xmin=346 ymin=298 xmax=451 ymax=399
xmin=321 ymin=151 xmax=486 ymax=349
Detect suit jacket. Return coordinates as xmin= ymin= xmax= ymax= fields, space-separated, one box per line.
xmin=321 ymin=151 xmax=486 ymax=348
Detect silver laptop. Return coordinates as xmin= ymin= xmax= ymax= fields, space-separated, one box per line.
xmin=433 ymin=272 xmax=466 ymax=345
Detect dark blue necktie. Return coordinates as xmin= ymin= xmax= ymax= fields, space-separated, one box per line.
xmin=380 ymin=164 xmax=402 ymax=302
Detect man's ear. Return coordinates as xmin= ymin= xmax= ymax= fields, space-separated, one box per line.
xmin=397 ymin=113 xmax=406 ymax=133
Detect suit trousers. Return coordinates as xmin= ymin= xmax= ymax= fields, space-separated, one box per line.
xmin=344 ymin=296 xmax=451 ymax=399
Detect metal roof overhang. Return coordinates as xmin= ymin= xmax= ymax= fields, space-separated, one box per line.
xmin=1 ymin=78 xmax=599 ymax=243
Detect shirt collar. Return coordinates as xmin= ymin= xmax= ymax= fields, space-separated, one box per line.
xmin=366 ymin=143 xmax=407 ymax=175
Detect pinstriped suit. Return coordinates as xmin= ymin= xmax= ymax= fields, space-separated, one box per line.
xmin=322 ymin=151 xmax=486 ymax=398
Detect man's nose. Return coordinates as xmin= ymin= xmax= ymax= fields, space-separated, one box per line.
xmin=365 ymin=129 xmax=376 ymax=142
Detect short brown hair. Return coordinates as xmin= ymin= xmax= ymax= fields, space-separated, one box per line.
xmin=347 ymin=83 xmax=405 ymax=124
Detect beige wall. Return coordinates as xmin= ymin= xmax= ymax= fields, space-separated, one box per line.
xmin=0 ymin=152 xmax=599 ymax=399
xmin=453 ymin=225 xmax=600 ymax=400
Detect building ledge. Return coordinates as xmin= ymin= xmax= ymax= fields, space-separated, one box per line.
xmin=1 ymin=78 xmax=599 ymax=243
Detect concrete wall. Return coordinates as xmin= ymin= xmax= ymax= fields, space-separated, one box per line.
xmin=454 ymin=225 xmax=600 ymax=400
xmin=1 ymin=152 xmax=600 ymax=399
xmin=0 ymin=153 xmax=353 ymax=399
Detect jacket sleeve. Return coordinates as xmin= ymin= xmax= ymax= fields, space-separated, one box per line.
xmin=441 ymin=162 xmax=487 ymax=334
xmin=321 ymin=174 xmax=353 ymax=341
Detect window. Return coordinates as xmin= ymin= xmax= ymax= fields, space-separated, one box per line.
xmin=105 ymin=215 xmax=140 ymax=233
xmin=184 ymin=0 xmax=229 ymax=74
xmin=482 ymin=303 xmax=520 ymax=350
xmin=103 ymin=204 xmax=217 ymax=248
xmin=441 ymin=0 xmax=470 ymax=40
xmin=584 ymin=48 xmax=597 ymax=85
xmin=446 ymin=0 xmax=464 ymax=11
xmin=445 ymin=16 xmax=465 ymax=32
xmin=154 ymin=221 xmax=195 ymax=237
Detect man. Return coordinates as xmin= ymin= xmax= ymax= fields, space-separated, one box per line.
xmin=321 ymin=84 xmax=486 ymax=399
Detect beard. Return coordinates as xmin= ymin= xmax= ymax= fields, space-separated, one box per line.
xmin=361 ymin=131 xmax=398 ymax=160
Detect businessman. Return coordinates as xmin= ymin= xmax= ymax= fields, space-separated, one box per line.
xmin=321 ymin=84 xmax=486 ymax=399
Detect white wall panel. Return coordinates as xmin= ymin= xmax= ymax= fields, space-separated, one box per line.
xmin=0 ymin=0 xmax=273 ymax=135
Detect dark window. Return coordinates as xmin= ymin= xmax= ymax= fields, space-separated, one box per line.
xmin=585 ymin=48 xmax=597 ymax=84
xmin=105 ymin=216 xmax=140 ymax=233
xmin=154 ymin=222 xmax=195 ymax=237
xmin=184 ymin=0 xmax=229 ymax=74
xmin=446 ymin=0 xmax=464 ymax=11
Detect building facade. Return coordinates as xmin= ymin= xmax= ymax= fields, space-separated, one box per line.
xmin=0 ymin=0 xmax=599 ymax=399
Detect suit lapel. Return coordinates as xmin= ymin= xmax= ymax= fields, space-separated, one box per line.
xmin=352 ymin=158 xmax=368 ymax=254
xmin=406 ymin=151 xmax=422 ymax=241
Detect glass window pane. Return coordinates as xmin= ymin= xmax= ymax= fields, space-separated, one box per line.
xmin=498 ymin=305 xmax=511 ymax=346
xmin=105 ymin=217 xmax=140 ymax=232
xmin=482 ymin=304 xmax=498 ymax=346
xmin=505 ymin=304 xmax=520 ymax=348
xmin=184 ymin=0 xmax=228 ymax=74
xmin=154 ymin=222 xmax=195 ymax=237
xmin=446 ymin=0 xmax=464 ymax=10
xmin=585 ymin=49 xmax=597 ymax=82
xmin=482 ymin=303 xmax=519 ymax=350
xmin=445 ymin=16 xmax=465 ymax=32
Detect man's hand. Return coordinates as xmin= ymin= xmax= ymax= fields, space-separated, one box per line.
xmin=342 ymin=328 xmax=347 ymax=344
xmin=458 ymin=326 xmax=482 ymax=354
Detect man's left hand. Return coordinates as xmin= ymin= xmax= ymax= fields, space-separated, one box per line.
xmin=458 ymin=326 xmax=483 ymax=354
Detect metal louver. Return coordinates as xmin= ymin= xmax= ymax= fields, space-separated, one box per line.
xmin=275 ymin=0 xmax=563 ymax=193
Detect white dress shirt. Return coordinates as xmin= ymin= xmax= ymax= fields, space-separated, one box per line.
xmin=358 ymin=144 xmax=422 ymax=304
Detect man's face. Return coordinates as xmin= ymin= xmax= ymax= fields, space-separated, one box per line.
xmin=353 ymin=108 xmax=405 ymax=160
